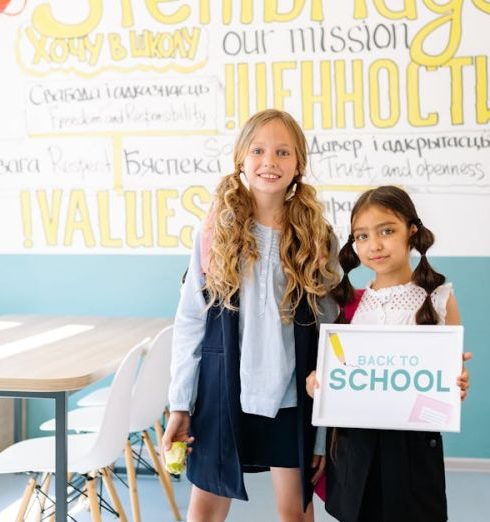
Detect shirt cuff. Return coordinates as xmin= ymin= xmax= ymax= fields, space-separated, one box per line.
xmin=169 ymin=404 xmax=190 ymax=412
xmin=313 ymin=426 xmax=327 ymax=455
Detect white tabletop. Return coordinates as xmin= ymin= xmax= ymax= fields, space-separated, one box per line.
xmin=0 ymin=315 xmax=171 ymax=392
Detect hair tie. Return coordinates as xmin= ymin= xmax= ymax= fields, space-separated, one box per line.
xmin=411 ymin=218 xmax=423 ymax=229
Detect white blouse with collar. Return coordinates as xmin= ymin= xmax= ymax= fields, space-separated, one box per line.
xmin=352 ymin=281 xmax=453 ymax=326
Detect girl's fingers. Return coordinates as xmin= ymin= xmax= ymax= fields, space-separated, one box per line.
xmin=310 ymin=454 xmax=320 ymax=467
xmin=310 ymin=455 xmax=326 ymax=484
xmin=306 ymin=371 xmax=320 ymax=398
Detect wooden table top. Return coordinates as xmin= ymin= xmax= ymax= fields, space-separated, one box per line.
xmin=0 ymin=315 xmax=171 ymax=392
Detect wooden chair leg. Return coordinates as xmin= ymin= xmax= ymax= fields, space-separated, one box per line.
xmin=86 ymin=475 xmax=102 ymax=522
xmin=142 ymin=430 xmax=182 ymax=521
xmin=101 ymin=468 xmax=128 ymax=522
xmin=16 ymin=476 xmax=37 ymax=522
xmin=124 ymin=439 xmax=141 ymax=522
xmin=31 ymin=472 xmax=52 ymax=522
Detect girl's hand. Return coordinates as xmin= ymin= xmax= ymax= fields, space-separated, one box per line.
xmin=457 ymin=352 xmax=472 ymax=401
xmin=160 ymin=411 xmax=194 ymax=464
xmin=306 ymin=370 xmax=319 ymax=399
xmin=310 ymin=454 xmax=326 ymax=485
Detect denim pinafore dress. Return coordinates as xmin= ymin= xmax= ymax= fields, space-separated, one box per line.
xmin=187 ymin=295 xmax=319 ymax=510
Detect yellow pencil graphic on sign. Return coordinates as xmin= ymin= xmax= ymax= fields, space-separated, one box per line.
xmin=329 ymin=333 xmax=346 ymax=365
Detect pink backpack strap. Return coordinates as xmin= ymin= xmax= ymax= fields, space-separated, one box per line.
xmin=343 ymin=289 xmax=365 ymax=323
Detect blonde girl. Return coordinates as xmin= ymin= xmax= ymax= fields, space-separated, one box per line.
xmin=163 ymin=109 xmax=339 ymax=522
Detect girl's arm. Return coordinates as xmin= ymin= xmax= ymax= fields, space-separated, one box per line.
xmin=168 ymin=227 xmax=207 ymax=414
xmin=445 ymin=294 xmax=461 ymax=326
xmin=444 ymin=293 xmax=471 ymax=400
xmin=163 ymin=228 xmax=208 ymax=454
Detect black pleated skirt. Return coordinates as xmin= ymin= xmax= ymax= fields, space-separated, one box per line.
xmin=240 ymin=407 xmax=299 ymax=469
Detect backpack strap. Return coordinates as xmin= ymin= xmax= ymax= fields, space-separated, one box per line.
xmin=343 ymin=289 xmax=365 ymax=323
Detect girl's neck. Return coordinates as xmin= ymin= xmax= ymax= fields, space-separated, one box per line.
xmin=253 ymin=196 xmax=284 ymax=230
xmin=371 ymin=267 xmax=413 ymax=290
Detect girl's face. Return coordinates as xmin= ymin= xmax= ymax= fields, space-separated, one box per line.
xmin=352 ymin=204 xmax=415 ymax=284
xmin=241 ymin=119 xmax=298 ymax=201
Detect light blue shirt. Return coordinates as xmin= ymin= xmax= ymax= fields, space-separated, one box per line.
xmin=168 ymin=223 xmax=338 ymax=454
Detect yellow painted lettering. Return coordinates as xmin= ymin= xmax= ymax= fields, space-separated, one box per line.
xmin=369 ymin=59 xmax=400 ymax=128
xmin=32 ymin=0 xmax=102 ymax=38
xmin=49 ymin=40 xmax=69 ymax=64
xmin=199 ymin=0 xmax=211 ymax=23
xmin=120 ymin=0 xmax=135 ymax=27
xmin=25 ymin=28 xmax=49 ymax=64
xmin=125 ymin=191 xmax=153 ymax=247
xmin=353 ymin=0 xmax=368 ymax=18
xmin=145 ymin=0 xmax=191 ymax=24
xmin=310 ymin=0 xmax=325 ymax=21
xmin=64 ymin=190 xmax=96 ymax=247
xmin=20 ymin=191 xmax=34 ymax=248
xmin=265 ymin=0 xmax=305 ymax=22
xmin=156 ymin=190 xmax=179 ymax=247
xmin=301 ymin=60 xmax=332 ymax=130
xmin=373 ymin=0 xmax=417 ymax=19
xmin=181 ymin=27 xmax=200 ymax=59
xmin=473 ymin=0 xmax=490 ymax=14
xmin=130 ymin=31 xmax=150 ymax=57
xmin=240 ymin=0 xmax=254 ymax=23
xmin=476 ymin=55 xmax=490 ymax=124
xmin=407 ymin=63 xmax=438 ymax=126
xmin=446 ymin=56 xmax=473 ymax=124
xmin=84 ymin=34 xmax=104 ymax=65
xmin=157 ymin=32 xmax=172 ymax=58
xmin=335 ymin=60 xmax=365 ymax=128
xmin=272 ymin=61 xmax=296 ymax=109
xmin=198 ymin=0 xmax=254 ymax=24
xmin=410 ymin=0 xmax=463 ymax=67
xmin=68 ymin=38 xmax=85 ymax=63
xmin=237 ymin=62 xmax=250 ymax=126
xmin=108 ymin=33 xmax=127 ymax=61
xmin=256 ymin=62 xmax=268 ymax=111
xmin=223 ymin=0 xmax=232 ymax=24
xmin=97 ymin=192 xmax=122 ymax=248
xmin=37 ymin=190 xmax=62 ymax=246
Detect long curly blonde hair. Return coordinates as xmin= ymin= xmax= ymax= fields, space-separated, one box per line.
xmin=204 ymin=109 xmax=337 ymax=322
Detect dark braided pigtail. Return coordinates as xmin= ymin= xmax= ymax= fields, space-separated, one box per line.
xmin=409 ymin=218 xmax=446 ymax=325
xmin=330 ymin=234 xmax=360 ymax=323
xmin=328 ymin=235 xmax=361 ymax=459
xmin=329 ymin=234 xmax=361 ymax=457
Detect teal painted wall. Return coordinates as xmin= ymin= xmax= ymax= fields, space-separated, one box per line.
xmin=1 ymin=254 xmax=488 ymax=458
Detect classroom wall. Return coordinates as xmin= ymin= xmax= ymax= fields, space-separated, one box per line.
xmin=1 ymin=2 xmax=489 ymax=459
xmin=0 ymin=253 xmax=488 ymax=458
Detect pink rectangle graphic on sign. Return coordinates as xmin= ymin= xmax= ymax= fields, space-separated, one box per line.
xmin=408 ymin=395 xmax=454 ymax=426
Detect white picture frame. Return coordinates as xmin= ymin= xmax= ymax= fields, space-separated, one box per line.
xmin=312 ymin=324 xmax=464 ymax=432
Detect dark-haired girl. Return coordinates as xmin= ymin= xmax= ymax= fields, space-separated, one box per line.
xmin=307 ymin=185 xmax=470 ymax=522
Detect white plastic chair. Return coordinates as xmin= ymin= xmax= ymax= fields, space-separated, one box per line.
xmin=0 ymin=339 xmax=145 ymax=522
xmin=39 ymin=325 xmax=181 ymax=522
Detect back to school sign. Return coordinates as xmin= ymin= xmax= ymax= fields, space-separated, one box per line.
xmin=0 ymin=1 xmax=489 ymax=254
xmin=313 ymin=324 xmax=464 ymax=432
